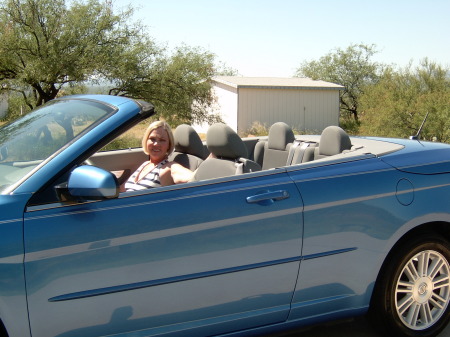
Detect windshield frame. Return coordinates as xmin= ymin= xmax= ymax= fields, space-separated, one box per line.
xmin=0 ymin=98 xmax=117 ymax=194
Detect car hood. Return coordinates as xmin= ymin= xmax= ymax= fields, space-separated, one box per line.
xmin=379 ymin=139 xmax=450 ymax=174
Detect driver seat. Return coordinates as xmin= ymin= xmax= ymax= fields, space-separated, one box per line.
xmin=169 ymin=124 xmax=205 ymax=170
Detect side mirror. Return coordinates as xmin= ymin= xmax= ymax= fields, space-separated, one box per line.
xmin=57 ymin=165 xmax=119 ymax=201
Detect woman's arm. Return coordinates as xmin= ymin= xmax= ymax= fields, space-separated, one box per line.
xmin=169 ymin=163 xmax=194 ymax=184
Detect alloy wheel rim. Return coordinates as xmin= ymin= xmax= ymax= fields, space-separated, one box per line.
xmin=395 ymin=249 xmax=450 ymax=330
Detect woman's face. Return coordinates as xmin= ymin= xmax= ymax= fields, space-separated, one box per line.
xmin=146 ymin=127 xmax=170 ymax=163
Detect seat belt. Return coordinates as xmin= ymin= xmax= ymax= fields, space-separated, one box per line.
xmin=287 ymin=141 xmax=312 ymax=165
xmin=294 ymin=142 xmax=311 ymax=164
xmin=234 ymin=161 xmax=244 ymax=174
xmin=286 ymin=140 xmax=302 ymax=165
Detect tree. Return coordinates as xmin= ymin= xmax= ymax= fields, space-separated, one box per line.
xmin=0 ymin=0 xmax=141 ymax=108
xmin=295 ymin=44 xmax=382 ymax=125
xmin=106 ymin=44 xmax=221 ymax=125
xmin=0 ymin=0 xmax=221 ymax=125
xmin=359 ymin=59 xmax=450 ymax=143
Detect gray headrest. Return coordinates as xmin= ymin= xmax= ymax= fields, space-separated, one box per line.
xmin=206 ymin=123 xmax=248 ymax=159
xmin=268 ymin=122 xmax=295 ymax=150
xmin=173 ymin=124 xmax=205 ymax=159
xmin=319 ymin=126 xmax=352 ymax=156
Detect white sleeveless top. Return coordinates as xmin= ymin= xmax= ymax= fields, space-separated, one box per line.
xmin=125 ymin=159 xmax=168 ymax=191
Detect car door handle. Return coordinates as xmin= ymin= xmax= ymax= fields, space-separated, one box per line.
xmin=246 ymin=190 xmax=290 ymax=205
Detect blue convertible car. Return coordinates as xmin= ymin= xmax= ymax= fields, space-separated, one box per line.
xmin=0 ymin=95 xmax=449 ymax=337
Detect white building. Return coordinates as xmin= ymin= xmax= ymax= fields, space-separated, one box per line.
xmin=198 ymin=76 xmax=344 ymax=134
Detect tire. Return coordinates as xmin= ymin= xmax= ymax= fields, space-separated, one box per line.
xmin=371 ymin=233 xmax=450 ymax=337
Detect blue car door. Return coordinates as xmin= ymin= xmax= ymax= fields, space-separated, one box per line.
xmin=285 ymin=156 xmax=398 ymax=320
xmin=23 ymin=169 xmax=303 ymax=337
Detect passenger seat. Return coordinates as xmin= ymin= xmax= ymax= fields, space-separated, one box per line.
xmin=193 ymin=123 xmax=261 ymax=181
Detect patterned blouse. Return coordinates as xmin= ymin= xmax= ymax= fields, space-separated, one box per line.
xmin=125 ymin=159 xmax=169 ymax=191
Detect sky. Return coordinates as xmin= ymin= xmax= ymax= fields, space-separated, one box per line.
xmin=113 ymin=0 xmax=450 ymax=77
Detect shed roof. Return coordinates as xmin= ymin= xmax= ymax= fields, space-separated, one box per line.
xmin=213 ymin=76 xmax=344 ymax=90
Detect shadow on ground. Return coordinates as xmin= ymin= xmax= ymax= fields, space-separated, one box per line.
xmin=266 ymin=317 xmax=450 ymax=337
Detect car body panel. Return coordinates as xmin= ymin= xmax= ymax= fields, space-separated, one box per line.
xmin=24 ymin=170 xmax=303 ymax=337
xmin=287 ymin=154 xmax=450 ymax=321
xmin=0 ymin=194 xmax=32 ymax=337
xmin=287 ymin=156 xmax=403 ymax=320
xmin=370 ymin=137 xmax=450 ymax=174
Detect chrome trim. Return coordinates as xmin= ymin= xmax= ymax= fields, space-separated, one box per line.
xmin=47 ymin=247 xmax=357 ymax=302
xmin=0 ymin=218 xmax=22 ymax=225
xmin=302 ymin=247 xmax=357 ymax=260
xmin=48 ymin=256 xmax=302 ymax=302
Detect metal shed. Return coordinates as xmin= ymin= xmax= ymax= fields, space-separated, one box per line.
xmin=200 ymin=76 xmax=344 ymax=135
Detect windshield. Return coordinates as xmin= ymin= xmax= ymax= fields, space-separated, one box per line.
xmin=0 ymin=99 xmax=114 ymax=193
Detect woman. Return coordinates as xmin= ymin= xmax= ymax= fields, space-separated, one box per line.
xmin=124 ymin=121 xmax=194 ymax=191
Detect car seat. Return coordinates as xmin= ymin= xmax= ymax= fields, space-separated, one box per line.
xmin=253 ymin=122 xmax=296 ymax=169
xmin=169 ymin=124 xmax=205 ymax=170
xmin=192 ymin=123 xmax=261 ymax=181
xmin=301 ymin=126 xmax=352 ymax=162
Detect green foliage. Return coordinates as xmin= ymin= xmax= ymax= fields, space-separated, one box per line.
xmin=215 ymin=61 xmax=240 ymax=76
xmin=243 ymin=121 xmax=270 ymax=137
xmin=359 ymin=59 xmax=450 ymax=143
xmin=241 ymin=121 xmax=305 ymax=137
xmin=2 ymin=83 xmax=87 ymax=121
xmin=101 ymin=135 xmax=141 ymax=151
xmin=0 ymin=0 xmax=222 ymax=126
xmin=0 ymin=0 xmax=137 ymax=107
xmin=3 ymin=94 xmax=32 ymax=121
xmin=339 ymin=116 xmax=361 ymax=135
xmin=107 ymin=44 xmax=222 ymax=126
xmin=295 ymin=43 xmax=382 ymax=123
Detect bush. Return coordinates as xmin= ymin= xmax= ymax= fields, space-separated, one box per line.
xmin=242 ymin=121 xmax=269 ymax=137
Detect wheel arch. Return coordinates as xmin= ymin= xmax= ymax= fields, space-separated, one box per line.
xmin=370 ymin=220 xmax=450 ymax=307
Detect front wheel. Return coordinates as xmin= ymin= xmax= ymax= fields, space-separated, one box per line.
xmin=371 ymin=233 xmax=450 ymax=337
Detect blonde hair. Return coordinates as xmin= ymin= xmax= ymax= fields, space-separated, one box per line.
xmin=142 ymin=121 xmax=175 ymax=156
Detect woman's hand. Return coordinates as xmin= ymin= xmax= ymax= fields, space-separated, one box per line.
xmin=166 ymin=162 xmax=194 ymax=184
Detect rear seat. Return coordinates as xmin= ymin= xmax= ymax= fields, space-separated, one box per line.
xmin=297 ymin=126 xmax=352 ymax=163
xmin=253 ymin=122 xmax=296 ymax=170
xmin=287 ymin=140 xmax=317 ymax=165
